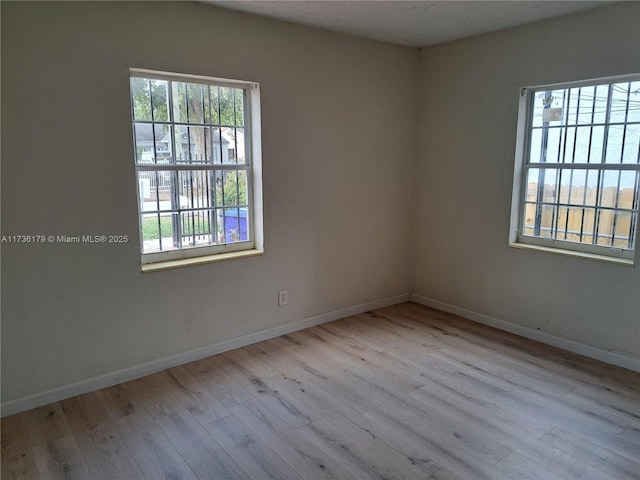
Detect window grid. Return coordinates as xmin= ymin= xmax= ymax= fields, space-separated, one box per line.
xmin=130 ymin=71 xmax=254 ymax=262
xmin=517 ymin=75 xmax=640 ymax=259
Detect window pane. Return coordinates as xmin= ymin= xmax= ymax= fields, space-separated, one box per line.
xmin=565 ymin=169 xmax=598 ymax=206
xmin=622 ymin=124 xmax=640 ymax=164
xmin=526 ymin=168 xmax=558 ymax=203
xmin=141 ymin=213 xmax=177 ymax=253
xmin=577 ymin=86 xmax=595 ymax=124
xmin=627 ymin=81 xmax=640 ymax=123
xmin=234 ymin=88 xmax=244 ymax=126
xmin=173 ymin=126 xmax=212 ymax=164
xmin=220 ymin=127 xmax=243 ymax=164
xmin=137 ymin=171 xmax=160 ymax=212
xmin=178 ymin=209 xmax=216 ymax=248
xmin=523 ymin=202 xmax=536 ymax=235
xmin=220 ymin=127 xmax=245 ymax=164
xmin=580 ymin=208 xmax=597 ymax=244
xmin=613 ymin=211 xmax=633 ymax=248
xmin=529 ymin=127 xmax=562 ymax=163
xmin=561 ymin=127 xmax=576 ymax=163
xmin=237 ymin=170 xmax=248 ymax=206
xmin=605 ymin=125 xmax=624 ymax=163
xmin=186 ymin=83 xmax=205 ymax=124
xmin=547 ymin=128 xmax=562 ymax=163
xmin=592 ymin=84 xmax=610 ymax=124
xmin=521 ymin=203 xmax=556 ymax=238
xmin=219 ymin=87 xmax=235 ymax=126
xmin=172 ymin=82 xmax=188 ymax=123
xmin=210 ymin=86 xmax=220 ymax=124
xmin=566 ymin=88 xmax=581 ymax=125
xmin=153 ymin=124 xmax=173 ymax=164
xmin=539 ymin=204 xmax=556 ymax=238
xmin=131 ymin=77 xmax=151 ymax=121
xmin=133 ymin=123 xmax=154 ymax=164
xmin=588 ymin=126 xmax=605 ymax=164
xmin=563 ymin=207 xmax=593 ymax=243
xmin=211 ymin=128 xmax=224 ymax=164
xmin=174 ymin=125 xmax=191 ymax=163
xmin=218 ymin=208 xmax=248 ymax=243
xmin=619 ymin=172 xmax=638 ymax=209
xmin=571 ymin=126 xmax=591 ymax=163
xmin=150 ymin=80 xmax=169 ymax=122
xmin=599 ymin=170 xmax=622 ymax=208
xmin=596 ymin=209 xmax=616 ymax=246
xmin=219 ymin=170 xmax=240 ymax=207
xmin=610 ymin=82 xmax=630 ymax=124
xmin=557 ymin=169 xmax=570 ymax=204
xmin=556 ymin=206 xmax=570 ymax=240
xmin=178 ymin=170 xmax=216 ymax=211
xmin=532 ymin=89 xmax=566 ymax=127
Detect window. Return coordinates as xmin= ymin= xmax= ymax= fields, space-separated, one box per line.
xmin=129 ymin=69 xmax=262 ymax=267
xmin=510 ymin=74 xmax=640 ymax=263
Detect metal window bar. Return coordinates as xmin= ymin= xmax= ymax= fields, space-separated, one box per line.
xmin=529 ymin=120 xmax=640 ymax=130
xmin=155 ymin=171 xmax=162 ymax=251
xmin=220 ymin=172 xmax=226 ymax=241
xmin=525 ymin=201 xmax=636 ymax=214
xmin=524 ymin=225 xmax=632 ymax=243
xmin=185 ymin=84 xmax=193 ymax=165
xmin=207 ymin=88 xmax=218 ymax=243
xmin=205 ymin=161 xmax=213 ymax=244
xmin=577 ymin=87 xmax=600 ymax=242
xmin=610 ymin=83 xmax=633 ymax=245
xmin=610 ymin=169 xmax=623 ymax=246
xmin=533 ymin=90 xmax=552 ymax=236
xmin=188 ymin=170 xmax=195 ymax=245
xmin=593 ymin=85 xmax=615 ymax=245
xmin=553 ymin=89 xmax=569 ymax=239
xmin=218 ymin=99 xmax=224 ymax=165
xmin=148 ymin=80 xmax=159 ymax=166
xmin=131 ymin=118 xmax=247 ymax=129
xmin=563 ymin=88 xmax=581 ymax=239
xmin=525 ymin=162 xmax=640 ymax=171
xmin=166 ymin=79 xmax=181 ymax=250
xmin=526 ymin=205 xmax=636 ymax=248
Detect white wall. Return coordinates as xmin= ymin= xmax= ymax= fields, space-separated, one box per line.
xmin=1 ymin=1 xmax=417 ymax=405
xmin=412 ymin=3 xmax=640 ymax=362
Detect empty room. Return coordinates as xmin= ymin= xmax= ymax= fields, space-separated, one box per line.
xmin=2 ymin=1 xmax=639 ymax=479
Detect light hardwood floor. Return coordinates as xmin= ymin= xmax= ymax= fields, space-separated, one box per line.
xmin=2 ymin=302 xmax=640 ymax=480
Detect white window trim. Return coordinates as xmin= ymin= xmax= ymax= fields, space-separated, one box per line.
xmin=509 ymin=74 xmax=640 ymax=265
xmin=130 ymin=68 xmax=263 ymax=268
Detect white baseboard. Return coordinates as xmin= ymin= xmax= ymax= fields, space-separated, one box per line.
xmin=1 ymin=293 xmax=410 ymax=417
xmin=410 ymin=293 xmax=640 ymax=373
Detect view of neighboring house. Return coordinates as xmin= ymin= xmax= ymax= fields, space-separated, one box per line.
xmin=134 ymin=122 xmax=237 ymax=164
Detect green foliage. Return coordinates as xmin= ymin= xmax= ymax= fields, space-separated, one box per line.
xmin=216 ymin=171 xmax=247 ymax=207
xmin=131 ymin=77 xmax=243 ymax=126
xmin=141 ymin=216 xmax=215 ymax=241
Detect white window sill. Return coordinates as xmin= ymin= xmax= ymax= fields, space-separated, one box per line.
xmin=509 ymin=242 xmax=635 ymax=267
xmin=141 ymin=249 xmax=263 ymax=273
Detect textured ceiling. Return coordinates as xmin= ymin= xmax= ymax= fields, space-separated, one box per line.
xmin=204 ymin=0 xmax=613 ymax=47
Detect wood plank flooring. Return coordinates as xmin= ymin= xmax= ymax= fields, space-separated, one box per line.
xmin=2 ymin=302 xmax=640 ymax=480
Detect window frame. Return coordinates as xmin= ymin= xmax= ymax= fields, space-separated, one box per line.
xmin=509 ymin=74 xmax=640 ymax=264
xmin=129 ymin=68 xmax=263 ymax=267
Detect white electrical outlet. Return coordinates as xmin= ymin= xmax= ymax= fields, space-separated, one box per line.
xmin=278 ymin=290 xmax=288 ymax=306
